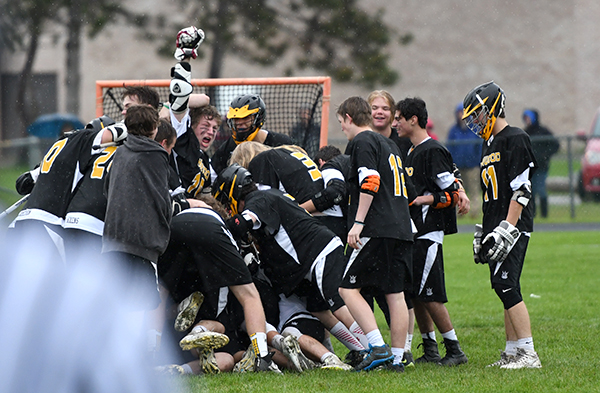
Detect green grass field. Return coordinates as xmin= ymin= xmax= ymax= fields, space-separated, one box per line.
xmin=1 ymin=164 xmax=598 ymax=391
xmin=182 ymin=232 xmax=599 ymax=393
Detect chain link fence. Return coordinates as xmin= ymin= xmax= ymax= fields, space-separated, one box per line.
xmin=1 ymin=134 xmax=598 ymax=220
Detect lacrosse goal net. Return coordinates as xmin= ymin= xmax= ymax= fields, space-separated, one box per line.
xmin=95 ymin=76 xmax=331 ymax=157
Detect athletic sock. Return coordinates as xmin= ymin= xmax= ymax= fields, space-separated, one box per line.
xmin=405 ymin=333 xmax=413 ymax=352
xmin=365 ymin=329 xmax=386 ymax=347
xmin=505 ymin=340 xmax=518 ymax=356
xmin=271 ymin=334 xmax=285 ymax=352
xmin=391 ymin=347 xmax=404 ymax=365
xmin=350 ymin=321 xmax=370 ymax=348
xmin=517 ymin=337 xmax=535 ymax=352
xmin=422 ymin=331 xmax=436 ymax=342
xmin=330 ymin=321 xmax=365 ymax=351
xmin=250 ymin=332 xmax=269 ymax=357
xmin=181 ymin=364 xmax=193 ymax=374
xmin=320 ymin=352 xmax=334 ymax=363
xmin=191 ymin=325 xmax=208 ymax=334
xmin=441 ymin=329 xmax=458 ymax=342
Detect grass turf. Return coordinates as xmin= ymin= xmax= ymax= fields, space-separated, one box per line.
xmin=184 ymin=232 xmax=600 ymax=392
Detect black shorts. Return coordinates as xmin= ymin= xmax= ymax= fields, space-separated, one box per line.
xmin=489 ymin=234 xmax=529 ymax=290
xmin=341 ymin=237 xmax=412 ymax=294
xmin=412 ymin=238 xmax=447 ymax=303
xmin=281 ymin=312 xmax=326 ymax=343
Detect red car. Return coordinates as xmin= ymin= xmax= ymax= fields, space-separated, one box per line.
xmin=578 ymin=107 xmax=600 ymax=201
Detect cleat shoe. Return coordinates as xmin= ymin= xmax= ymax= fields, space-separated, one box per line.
xmin=154 ymin=364 xmax=185 ymax=376
xmin=402 ymin=351 xmax=415 ymax=368
xmin=382 ymin=363 xmax=405 ymax=373
xmin=282 ymin=335 xmax=316 ymax=372
xmin=415 ymin=338 xmax=441 ymax=363
xmin=233 ymin=345 xmax=256 ymax=373
xmin=439 ymin=339 xmax=468 ymax=366
xmin=179 ymin=331 xmax=229 ymax=352
xmin=344 ymin=349 xmax=366 ymax=368
xmin=355 ymin=344 xmax=394 ymax=372
xmin=500 ymin=348 xmax=542 ymax=369
xmin=321 ymin=353 xmax=354 ymax=371
xmin=486 ymin=351 xmax=516 ymax=367
xmin=199 ymin=348 xmax=220 ymax=375
xmin=255 ymin=352 xmax=283 ymax=374
xmin=174 ymin=291 xmax=204 ymax=332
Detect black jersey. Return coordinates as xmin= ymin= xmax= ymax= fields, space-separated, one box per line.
xmin=480 ymin=126 xmax=537 ymax=234
xmin=158 ymin=208 xmax=252 ymax=304
xmin=170 ymin=128 xmax=211 ymax=197
xmin=211 ymin=131 xmax=293 ymax=175
xmin=14 ymin=129 xmax=103 ymax=225
xmin=64 ymin=145 xmax=118 ymax=235
xmin=248 ymin=147 xmax=324 ymax=204
xmin=345 ymin=130 xmax=413 ymax=241
xmin=405 ymin=138 xmax=457 ymax=237
xmin=320 ymin=154 xmax=350 ymax=216
xmin=321 ymin=154 xmax=352 ymax=183
xmin=243 ymin=189 xmax=338 ymax=296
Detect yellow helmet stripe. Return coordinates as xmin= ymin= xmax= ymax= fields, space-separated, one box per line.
xmin=227 ymin=104 xmax=260 ymax=119
xmin=229 ymin=173 xmax=238 ymax=214
xmin=462 ymin=95 xmax=489 ymax=120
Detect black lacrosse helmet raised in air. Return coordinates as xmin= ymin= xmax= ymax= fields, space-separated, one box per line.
xmin=226 ymin=94 xmax=267 ymax=143
xmin=212 ymin=164 xmax=254 ymax=215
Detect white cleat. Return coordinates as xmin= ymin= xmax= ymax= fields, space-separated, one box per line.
xmin=320 ymin=353 xmax=354 ymax=371
xmin=486 ymin=351 xmax=516 ymax=367
xmin=500 ymin=348 xmax=542 ymax=369
xmin=174 ymin=291 xmax=204 ymax=332
xmin=282 ymin=335 xmax=316 ymax=372
xmin=179 ymin=331 xmax=229 ymax=352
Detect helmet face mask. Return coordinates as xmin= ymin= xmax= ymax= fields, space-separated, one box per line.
xmin=462 ymin=81 xmax=505 ymax=141
xmin=212 ymin=164 xmax=254 ymax=215
xmin=227 ymin=94 xmax=266 ymax=143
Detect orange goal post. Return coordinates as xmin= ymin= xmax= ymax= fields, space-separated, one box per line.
xmin=96 ymin=76 xmax=331 ymax=157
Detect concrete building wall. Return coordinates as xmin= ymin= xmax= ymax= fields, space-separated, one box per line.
xmin=2 ymin=0 xmax=600 ymax=144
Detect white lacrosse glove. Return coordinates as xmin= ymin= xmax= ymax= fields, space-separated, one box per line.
xmin=483 ymin=220 xmax=520 ymax=264
xmin=473 ymin=224 xmax=484 ymax=264
xmin=174 ymin=26 xmax=205 ymax=61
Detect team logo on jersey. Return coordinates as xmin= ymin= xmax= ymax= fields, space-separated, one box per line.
xmin=349 ymin=276 xmax=357 ymax=284
xmin=426 ymin=287 xmax=433 ymax=297
xmin=406 ymin=167 xmax=414 ymax=177
xmin=501 ymin=271 xmax=509 ymax=280
xmin=481 ymin=152 xmax=501 ymax=167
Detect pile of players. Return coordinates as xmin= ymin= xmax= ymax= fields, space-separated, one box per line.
xmin=5 ymin=26 xmax=542 ymax=376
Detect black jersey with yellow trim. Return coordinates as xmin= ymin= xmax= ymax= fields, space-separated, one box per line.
xmin=480 ymin=126 xmax=537 ymax=234
xmin=170 ymin=127 xmax=211 ymax=198
xmin=405 ymin=137 xmax=457 ymax=237
xmin=243 ymin=188 xmax=338 ymax=296
xmin=211 ymin=131 xmax=293 ymax=175
xmin=15 ymin=129 xmax=103 ymax=225
xmin=248 ymin=147 xmax=324 ymax=204
xmin=63 ymin=145 xmax=118 ymax=235
xmin=345 ymin=130 xmax=413 ymax=241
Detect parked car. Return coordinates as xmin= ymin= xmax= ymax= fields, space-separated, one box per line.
xmin=577 ymin=107 xmax=600 ymax=201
